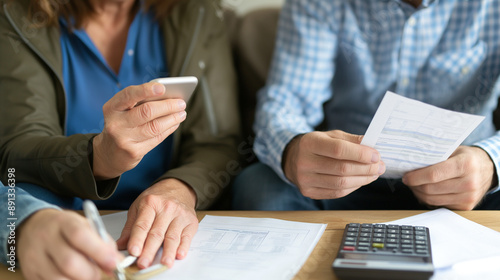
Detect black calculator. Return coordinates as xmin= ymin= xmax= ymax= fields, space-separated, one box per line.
xmin=332 ymin=223 xmax=434 ymax=280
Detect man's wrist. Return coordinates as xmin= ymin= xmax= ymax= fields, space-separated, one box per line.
xmin=489 ymin=169 xmax=498 ymax=192
xmin=281 ymin=134 xmax=304 ymax=183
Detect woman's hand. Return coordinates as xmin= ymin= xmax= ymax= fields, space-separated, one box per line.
xmin=17 ymin=209 xmax=123 ymax=280
xmin=93 ymin=83 xmax=187 ymax=180
xmin=116 ymin=178 xmax=199 ymax=269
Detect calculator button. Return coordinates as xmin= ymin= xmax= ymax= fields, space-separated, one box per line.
xmin=373 ymin=233 xmax=384 ymax=238
xmin=347 ymin=227 xmax=359 ymax=232
xmin=387 ymin=229 xmax=398 ymax=233
xmin=372 ymin=238 xmax=384 ymax=243
xmin=386 ymin=238 xmax=398 ymax=243
xmin=401 ymin=226 xmax=413 ymax=230
xmin=359 ymin=237 xmax=370 ymax=242
xmin=415 ymin=230 xmax=426 ymax=236
xmin=387 ymin=225 xmax=399 ymax=229
xmin=416 ymin=250 xmax=428 ymax=255
xmin=416 ymin=245 xmax=427 ymax=249
xmin=360 ymin=233 xmax=371 ymax=237
xmin=402 ymin=239 xmax=413 ymax=244
xmin=347 ymin=232 xmax=357 ymax=237
xmin=387 ymin=234 xmax=397 ymax=238
xmin=402 ymin=249 xmax=413 ymax=254
xmin=349 ymin=223 xmax=360 ymax=227
xmin=343 ymin=246 xmax=356 ymax=251
xmin=372 ymin=243 xmax=384 ymax=249
xmin=345 ymin=237 xmax=356 ymax=242
xmin=385 ymin=243 xmax=398 ymax=248
xmin=401 ymin=230 xmax=412 ymax=234
xmin=415 ymin=226 xmax=426 ymax=231
xmin=361 ymin=224 xmax=373 ymax=228
xmin=357 ymin=247 xmax=369 ymax=251
xmin=415 ymin=240 xmax=427 ymax=245
xmin=415 ymin=235 xmax=427 ymax=241
xmin=401 ymin=244 xmax=413 ymax=249
xmin=344 ymin=241 xmax=356 ymax=246
xmin=374 ymin=228 xmax=385 ymax=233
xmin=358 ymin=242 xmax=370 ymax=247
xmin=401 ymin=235 xmax=412 ymax=239
xmin=374 ymin=224 xmax=386 ymax=229
xmin=361 ymin=228 xmax=372 ymax=232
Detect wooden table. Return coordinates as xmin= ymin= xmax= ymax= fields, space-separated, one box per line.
xmin=2 ymin=210 xmax=499 ymax=279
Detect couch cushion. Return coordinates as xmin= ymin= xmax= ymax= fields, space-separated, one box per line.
xmin=231 ymin=8 xmax=281 ymax=141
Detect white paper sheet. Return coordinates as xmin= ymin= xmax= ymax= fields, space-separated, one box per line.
xmin=102 ymin=213 xmax=326 ymax=280
xmin=361 ymin=91 xmax=484 ymax=178
xmin=387 ymin=208 xmax=500 ymax=280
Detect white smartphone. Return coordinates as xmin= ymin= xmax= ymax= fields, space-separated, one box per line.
xmin=136 ymin=76 xmax=198 ymax=106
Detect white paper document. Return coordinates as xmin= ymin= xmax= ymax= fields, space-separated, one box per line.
xmin=361 ymin=91 xmax=484 ymax=178
xmin=388 ymin=209 xmax=500 ymax=280
xmin=102 ymin=213 xmax=326 ymax=280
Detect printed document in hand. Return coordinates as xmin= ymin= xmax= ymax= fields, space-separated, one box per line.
xmin=361 ymin=91 xmax=484 ymax=178
xmin=387 ymin=209 xmax=500 ymax=280
xmin=102 ymin=212 xmax=326 ymax=280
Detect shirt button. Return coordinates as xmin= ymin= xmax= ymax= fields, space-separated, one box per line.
xmin=401 ymin=78 xmax=409 ymax=86
xmin=199 ymin=60 xmax=206 ymax=70
xmin=127 ymin=49 xmax=134 ymax=56
xmin=407 ymin=17 xmax=416 ymax=27
xmin=461 ymin=66 xmax=470 ymax=75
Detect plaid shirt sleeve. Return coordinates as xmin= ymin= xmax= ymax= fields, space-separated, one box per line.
xmin=474 ymin=129 xmax=500 ymax=194
xmin=253 ymin=0 xmax=342 ymax=182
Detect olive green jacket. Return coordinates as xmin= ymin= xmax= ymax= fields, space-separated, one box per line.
xmin=0 ymin=0 xmax=241 ymax=209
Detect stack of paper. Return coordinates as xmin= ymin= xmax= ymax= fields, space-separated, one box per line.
xmin=388 ymin=209 xmax=500 ymax=280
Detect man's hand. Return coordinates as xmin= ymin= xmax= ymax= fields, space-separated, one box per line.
xmin=403 ymin=146 xmax=496 ymax=210
xmin=18 ymin=209 xmax=122 ymax=280
xmin=93 ymin=83 xmax=187 ymax=180
xmin=116 ymin=179 xmax=198 ymax=269
xmin=283 ymin=130 xmax=385 ymax=199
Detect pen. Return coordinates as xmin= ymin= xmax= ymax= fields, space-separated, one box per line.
xmin=83 ymin=200 xmax=126 ymax=280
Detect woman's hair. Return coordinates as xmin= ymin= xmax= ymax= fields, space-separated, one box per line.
xmin=28 ymin=0 xmax=181 ymax=29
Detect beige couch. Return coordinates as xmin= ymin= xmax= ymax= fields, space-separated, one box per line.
xmin=225 ymin=7 xmax=280 ymax=144
xmin=206 ymin=8 xmax=280 ymax=209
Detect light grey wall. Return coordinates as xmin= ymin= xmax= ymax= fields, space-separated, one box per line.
xmin=222 ymin=0 xmax=284 ymax=15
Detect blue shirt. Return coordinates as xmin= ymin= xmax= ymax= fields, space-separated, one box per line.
xmin=60 ymin=10 xmax=171 ymax=209
xmin=254 ymin=0 xmax=500 ymax=192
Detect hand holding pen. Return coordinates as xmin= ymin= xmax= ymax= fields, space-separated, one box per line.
xmin=16 ymin=206 xmax=123 ymax=280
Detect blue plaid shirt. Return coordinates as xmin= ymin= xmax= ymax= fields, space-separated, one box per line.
xmin=254 ymin=0 xmax=500 ymax=193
